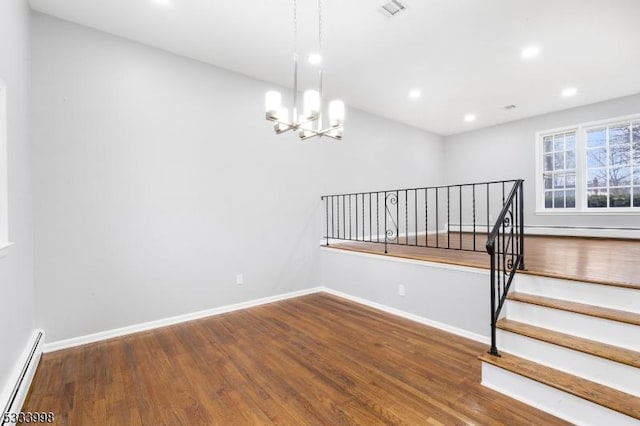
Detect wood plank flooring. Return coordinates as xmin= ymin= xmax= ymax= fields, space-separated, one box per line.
xmin=22 ymin=294 xmax=568 ymax=425
xmin=325 ymin=233 xmax=640 ymax=288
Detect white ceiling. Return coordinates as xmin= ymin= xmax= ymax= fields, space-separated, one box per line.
xmin=28 ymin=0 xmax=640 ymax=135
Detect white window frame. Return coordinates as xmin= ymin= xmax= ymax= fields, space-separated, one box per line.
xmin=0 ymin=78 xmax=11 ymax=257
xmin=535 ymin=113 xmax=640 ymax=215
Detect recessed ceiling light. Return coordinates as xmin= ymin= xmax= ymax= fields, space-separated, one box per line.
xmin=561 ymin=87 xmax=577 ymax=97
xmin=408 ymin=89 xmax=422 ymax=99
xmin=308 ymin=53 xmax=322 ymax=65
xmin=153 ymin=0 xmax=171 ymax=5
xmin=521 ymin=45 xmax=540 ymax=59
xmin=464 ymin=114 xmax=476 ymax=122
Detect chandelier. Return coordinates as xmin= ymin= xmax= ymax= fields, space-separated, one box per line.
xmin=264 ymin=0 xmax=344 ymax=140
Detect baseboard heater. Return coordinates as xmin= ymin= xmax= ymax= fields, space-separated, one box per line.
xmin=1 ymin=331 xmax=43 ymax=426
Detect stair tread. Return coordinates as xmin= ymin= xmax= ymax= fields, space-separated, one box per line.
xmin=507 ymin=292 xmax=640 ymax=326
xmin=479 ymin=352 xmax=640 ymax=420
xmin=497 ymin=318 xmax=640 ymax=368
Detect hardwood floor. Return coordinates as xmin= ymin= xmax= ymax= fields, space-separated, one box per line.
xmin=22 ymin=294 xmax=568 ymax=425
xmin=326 ymin=233 xmax=640 ymax=288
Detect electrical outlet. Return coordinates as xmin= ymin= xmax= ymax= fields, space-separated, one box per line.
xmin=398 ymin=284 xmax=405 ymax=296
xmin=236 ymin=274 xmax=243 ymax=285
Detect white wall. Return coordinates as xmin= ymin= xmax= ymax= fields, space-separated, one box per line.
xmin=320 ymin=249 xmax=490 ymax=340
xmin=0 ymin=0 xmax=36 ymax=403
xmin=30 ymin=13 xmax=444 ymax=343
xmin=444 ymin=94 xmax=640 ymax=229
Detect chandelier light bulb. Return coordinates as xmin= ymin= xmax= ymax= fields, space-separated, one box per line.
xmin=303 ymin=90 xmax=320 ymax=118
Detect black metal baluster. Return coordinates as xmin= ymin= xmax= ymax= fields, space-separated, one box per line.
xmin=349 ymin=194 xmax=353 ymax=240
xmin=459 ymin=185 xmax=462 ymax=250
xmin=384 ymin=191 xmax=388 ymax=253
xmin=324 ymin=196 xmax=329 ymax=246
xmin=331 ymin=196 xmax=335 ymax=238
xmin=376 ymin=192 xmax=380 ymax=242
xmin=362 ymin=193 xmax=365 ymax=242
xmin=436 ymin=188 xmax=439 ymax=248
xmin=472 ymin=184 xmax=476 ymax=251
xmin=369 ymin=193 xmax=372 ymax=242
xmin=405 ymin=190 xmax=408 ymax=245
xmin=489 ymin=249 xmax=497 ymax=355
xmin=425 ymin=188 xmax=428 ymax=247
xmin=497 ymin=228 xmax=502 ymax=299
xmin=501 ymin=199 xmax=505 ymax=292
xmin=414 ymin=189 xmax=418 ymax=246
xmin=355 ymin=194 xmax=358 ymax=241
xmin=337 ymin=195 xmax=340 ymax=239
xmin=447 ymin=186 xmax=450 ymax=249
xmin=486 ymin=183 xmax=490 ymax=234
xmin=342 ymin=194 xmax=347 ymax=240
xmin=511 ymin=197 xmax=515 ymax=267
xmin=396 ymin=191 xmax=399 ymax=246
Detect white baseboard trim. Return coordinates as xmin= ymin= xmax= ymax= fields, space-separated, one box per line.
xmin=322 ymin=288 xmax=490 ymax=345
xmin=447 ymin=223 xmax=640 ymax=239
xmin=525 ymin=226 xmax=640 ymax=239
xmin=1 ymin=330 xmax=44 ymax=422
xmin=43 ymin=285 xmax=489 ymax=353
xmin=43 ymin=287 xmax=324 ymax=353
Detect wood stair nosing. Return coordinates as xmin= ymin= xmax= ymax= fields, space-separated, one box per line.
xmin=496 ymin=318 xmax=640 ymax=369
xmin=479 ymin=352 xmax=640 ymax=420
xmin=506 ymin=292 xmax=640 ymax=326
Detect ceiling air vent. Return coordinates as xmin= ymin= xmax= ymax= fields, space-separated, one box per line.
xmin=382 ymin=0 xmax=406 ymax=17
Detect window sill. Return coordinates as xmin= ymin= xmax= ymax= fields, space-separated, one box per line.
xmin=0 ymin=241 xmax=14 ymax=258
xmin=535 ymin=209 xmax=640 ymax=216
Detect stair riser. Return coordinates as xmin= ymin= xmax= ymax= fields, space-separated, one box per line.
xmin=513 ymin=275 xmax=640 ymax=314
xmin=506 ymin=301 xmax=640 ymax=351
xmin=497 ymin=330 xmax=640 ymax=396
xmin=481 ymin=362 xmax=639 ymax=426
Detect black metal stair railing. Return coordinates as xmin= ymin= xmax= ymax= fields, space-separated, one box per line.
xmin=321 ymin=179 xmax=525 ymax=356
xmin=321 ymin=179 xmax=520 ymax=254
xmin=486 ymin=179 xmax=525 ymax=356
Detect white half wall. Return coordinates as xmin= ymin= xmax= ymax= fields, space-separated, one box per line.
xmin=0 ymin=0 xmax=36 ymax=411
xmin=444 ymin=93 xmax=640 ymax=229
xmin=30 ymin=13 xmax=444 ymax=342
xmin=319 ymin=248 xmax=491 ymax=340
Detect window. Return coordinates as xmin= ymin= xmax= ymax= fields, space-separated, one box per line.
xmin=536 ymin=114 xmax=640 ymax=213
xmin=541 ymin=131 xmax=576 ymax=209
xmin=0 ymin=78 xmax=8 ymax=254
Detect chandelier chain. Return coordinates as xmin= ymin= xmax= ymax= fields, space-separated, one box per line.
xmin=317 ymin=0 xmax=324 ymax=126
xmin=318 ymin=0 xmax=323 ymax=54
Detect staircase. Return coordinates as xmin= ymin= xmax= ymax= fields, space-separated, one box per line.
xmin=480 ymin=273 xmax=640 ymax=425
